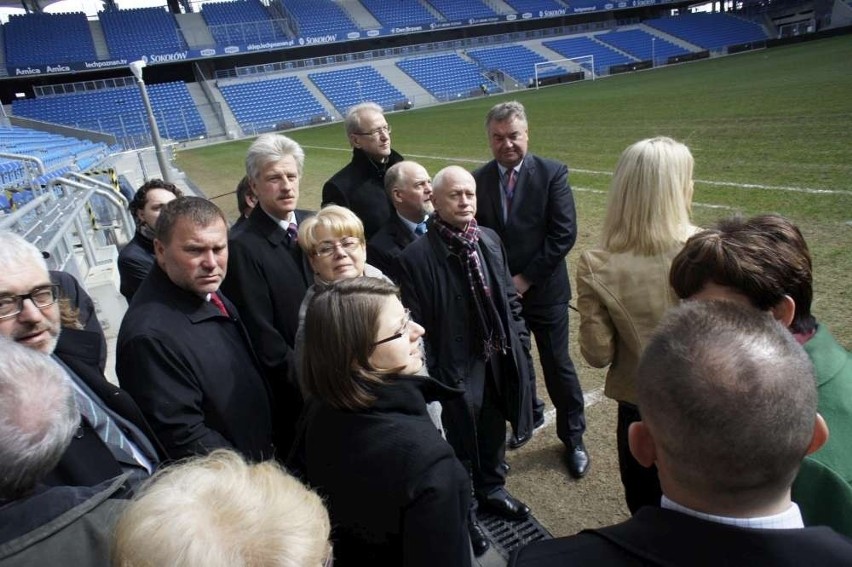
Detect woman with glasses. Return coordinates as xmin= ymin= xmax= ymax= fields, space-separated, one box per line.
xmin=294 ymin=205 xmax=392 ymax=366
xmin=576 ymin=136 xmax=699 ymax=514
xmin=300 ymin=278 xmax=472 ymax=567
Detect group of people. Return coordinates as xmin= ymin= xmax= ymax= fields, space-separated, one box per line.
xmin=0 ymin=98 xmax=850 ymax=566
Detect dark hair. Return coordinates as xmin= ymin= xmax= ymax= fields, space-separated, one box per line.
xmin=129 ymin=179 xmax=182 ymax=224
xmin=638 ymin=300 xmax=816 ymax=504
xmin=235 ymin=176 xmax=253 ymax=216
xmin=301 ymin=278 xmax=400 ymax=411
xmin=669 ymin=214 xmax=815 ymax=333
xmin=155 ymin=197 xmax=228 ymax=245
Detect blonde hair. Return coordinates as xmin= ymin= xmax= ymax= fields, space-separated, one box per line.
xmin=113 ymin=450 xmax=331 ymax=567
xmin=601 ymin=136 xmax=695 ymax=255
xmin=298 ymin=205 xmax=365 ymax=256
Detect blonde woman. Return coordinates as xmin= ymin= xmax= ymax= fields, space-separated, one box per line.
xmin=577 ymin=136 xmax=698 ymax=514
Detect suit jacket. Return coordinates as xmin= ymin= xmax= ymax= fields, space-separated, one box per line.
xmin=322 ymin=148 xmax=404 ymax=240
xmin=46 ymin=328 xmax=164 ymax=488
xmin=304 ymin=375 xmax=471 ymax=567
xmin=220 ymin=205 xmax=313 ymax=454
xmin=397 ymin=226 xmax=534 ymax=448
xmin=117 ymin=232 xmax=155 ymax=302
xmin=51 ymin=270 xmax=107 ymax=372
xmin=367 ymin=213 xmax=417 ymax=283
xmin=473 ymin=154 xmax=576 ymax=307
xmin=117 ymin=264 xmax=274 ymax=461
xmin=575 ymin=246 xmax=684 ymax=405
xmin=510 ymin=506 xmax=852 ymax=566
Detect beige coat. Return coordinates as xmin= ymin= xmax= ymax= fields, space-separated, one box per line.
xmin=576 ymin=247 xmax=684 ymax=405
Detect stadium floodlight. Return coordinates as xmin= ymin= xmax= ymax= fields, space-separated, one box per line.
xmin=128 ymin=59 xmax=172 ymax=183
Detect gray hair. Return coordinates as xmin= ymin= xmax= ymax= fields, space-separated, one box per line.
xmin=345 ymin=102 xmax=384 ymax=137
xmin=245 ymin=134 xmax=305 ymax=181
xmin=485 ymin=100 xmax=528 ymax=130
xmin=0 ymin=230 xmax=48 ymax=275
xmin=0 ymin=336 xmax=78 ymax=499
xmin=637 ymin=300 xmax=817 ymax=504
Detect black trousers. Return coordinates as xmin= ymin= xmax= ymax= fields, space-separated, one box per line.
xmin=523 ymin=301 xmax=586 ymax=448
xmin=617 ymin=402 xmax=662 ymax=514
xmin=444 ymin=357 xmax=508 ymax=497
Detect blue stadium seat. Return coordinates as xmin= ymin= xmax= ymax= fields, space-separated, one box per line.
xmin=4 ymin=12 xmax=97 ymax=68
xmin=502 ymin=0 xmax=566 ymax=13
xmin=596 ymin=28 xmax=692 ymax=64
xmin=281 ymin=0 xmax=356 ymax=37
xmin=468 ymin=44 xmax=563 ymax=85
xmin=202 ymin=0 xmax=289 ymax=46
xmin=99 ymin=7 xmax=186 ymax=61
xmin=644 ymin=12 xmax=768 ymax=51
xmin=543 ymin=35 xmax=635 ymax=76
xmin=309 ymin=67 xmax=405 ymax=114
xmin=397 ymin=54 xmax=501 ymax=101
xmin=426 ymin=0 xmax=497 ymax=20
xmin=218 ymin=76 xmax=329 ymax=132
xmin=360 ymin=0 xmax=436 ymax=29
xmin=10 ymin=83 xmax=206 ymax=149
xmin=0 ymin=193 xmax=10 ymax=213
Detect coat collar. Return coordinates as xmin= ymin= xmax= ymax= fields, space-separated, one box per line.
xmin=144 ymin=264 xmax=228 ymax=324
xmin=367 ymin=374 xmax=464 ymax=415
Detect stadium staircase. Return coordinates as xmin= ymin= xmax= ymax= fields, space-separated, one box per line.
xmin=177 ymin=12 xmax=216 ymax=50
xmin=88 ymin=20 xmax=112 ymax=61
xmin=335 ymin=0 xmax=382 ymax=31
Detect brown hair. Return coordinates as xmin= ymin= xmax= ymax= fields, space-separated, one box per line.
xmin=670 ymin=214 xmax=815 ymax=333
xmin=301 ymin=278 xmax=400 ymax=411
xmin=155 ymin=197 xmax=228 ymax=246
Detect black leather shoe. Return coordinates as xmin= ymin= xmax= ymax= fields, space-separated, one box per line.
xmin=479 ymin=491 xmax=531 ymax=521
xmin=468 ymin=519 xmax=490 ymax=557
xmin=508 ymin=414 xmax=546 ymax=450
xmin=566 ymin=444 xmax=590 ymax=479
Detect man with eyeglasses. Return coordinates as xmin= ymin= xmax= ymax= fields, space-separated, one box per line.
xmin=322 ymin=102 xmax=404 ymax=240
xmin=0 ymin=229 xmax=162 ymax=490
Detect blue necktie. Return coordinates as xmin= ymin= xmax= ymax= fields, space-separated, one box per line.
xmin=286 ymin=223 xmax=298 ymax=247
xmin=415 ymin=222 xmax=427 ymax=236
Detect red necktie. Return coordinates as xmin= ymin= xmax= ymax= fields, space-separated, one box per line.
xmin=210 ymin=293 xmax=228 ymax=317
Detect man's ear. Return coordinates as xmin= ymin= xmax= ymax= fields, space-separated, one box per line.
xmin=391 ymin=188 xmax=403 ymax=205
xmin=628 ymin=421 xmax=657 ymax=469
xmin=348 ymin=133 xmax=361 ymax=149
xmin=806 ymin=413 xmax=829 ymax=455
xmin=154 ymin=238 xmax=166 ymax=266
xmin=770 ymin=295 xmax=796 ymax=328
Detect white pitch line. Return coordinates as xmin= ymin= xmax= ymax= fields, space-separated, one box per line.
xmin=536 ymin=386 xmax=605 ymax=432
xmin=301 ymin=145 xmax=848 ymax=196
xmin=573 ymin=186 xmax=735 ymax=211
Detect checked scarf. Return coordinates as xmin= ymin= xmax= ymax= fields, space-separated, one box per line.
xmin=432 ymin=214 xmax=508 ymax=359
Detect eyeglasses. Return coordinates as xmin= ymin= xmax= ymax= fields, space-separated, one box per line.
xmin=0 ymin=284 xmax=60 ymax=320
xmin=314 ymin=237 xmax=362 ymax=258
xmin=354 ymin=125 xmax=391 ymax=138
xmin=372 ymin=309 xmax=411 ymax=346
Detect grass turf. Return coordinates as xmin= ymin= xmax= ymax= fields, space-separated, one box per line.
xmin=177 ymin=34 xmax=852 ymax=346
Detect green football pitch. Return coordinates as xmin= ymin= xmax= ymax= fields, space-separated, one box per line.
xmin=178 ymin=34 xmax=852 ymax=345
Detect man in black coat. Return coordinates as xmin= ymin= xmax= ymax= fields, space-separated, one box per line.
xmin=367 ymin=160 xmax=433 ymax=283
xmin=322 ymin=102 xmax=404 ymax=240
xmin=0 ymin=230 xmax=161 ymax=490
xmin=397 ymin=166 xmax=535 ymax=557
xmin=512 ymin=301 xmax=852 ymax=566
xmin=117 ymin=197 xmax=274 ymax=462
xmin=473 ymin=100 xmax=588 ymax=478
xmin=118 ymin=179 xmax=181 ymax=302
xmin=220 ymin=133 xmax=313 ymax=456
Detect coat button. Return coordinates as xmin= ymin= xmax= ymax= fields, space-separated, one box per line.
xmin=454 ymin=336 xmax=462 ymax=342
xmin=455 ymin=294 xmax=462 ymax=300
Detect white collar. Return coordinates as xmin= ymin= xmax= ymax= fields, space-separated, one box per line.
xmin=661 ymin=495 xmax=804 ymax=530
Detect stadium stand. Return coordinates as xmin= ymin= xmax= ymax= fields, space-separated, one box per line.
xmin=468 ymin=44 xmax=564 ymax=86
xmin=202 ymin=0 xmax=289 ymax=46
xmin=644 ymin=12 xmax=768 ymax=50
xmin=218 ymin=76 xmax=329 ymax=133
xmin=596 ymin=28 xmax=691 ymax=63
xmin=308 ymin=66 xmax=405 ymax=114
xmin=279 ymin=0 xmax=357 ymax=37
xmin=503 ymin=0 xmax=567 ymax=13
xmin=4 ymin=12 xmax=97 ymax=68
xmin=360 ymin=0 xmax=437 ymax=28
xmin=397 ymin=53 xmax=501 ymax=101
xmin=427 ymin=0 xmax=498 ymax=20
xmin=11 ymin=83 xmax=206 ymax=149
xmin=99 ymin=7 xmax=186 ymax=61
xmin=542 ymin=35 xmax=636 ymax=76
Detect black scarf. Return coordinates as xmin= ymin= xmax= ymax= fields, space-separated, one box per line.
xmin=431 ymin=214 xmax=507 ymax=359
